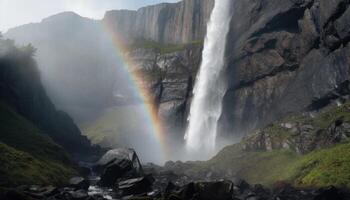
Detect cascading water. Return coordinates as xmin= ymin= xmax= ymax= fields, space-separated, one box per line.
xmin=185 ymin=0 xmax=232 ymax=159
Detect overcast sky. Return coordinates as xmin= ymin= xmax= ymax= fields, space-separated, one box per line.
xmin=0 ymin=0 xmax=180 ymax=31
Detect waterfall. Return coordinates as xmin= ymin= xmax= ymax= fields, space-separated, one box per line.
xmin=185 ymin=0 xmax=232 ymax=159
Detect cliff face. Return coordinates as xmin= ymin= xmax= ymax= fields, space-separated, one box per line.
xmin=213 ymin=0 xmax=350 ymax=139
xmin=103 ymin=0 xmax=214 ymax=44
xmin=127 ymin=45 xmax=202 ymax=142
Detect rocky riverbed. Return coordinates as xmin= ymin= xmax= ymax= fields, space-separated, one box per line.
xmin=1 ymin=148 xmax=349 ymax=200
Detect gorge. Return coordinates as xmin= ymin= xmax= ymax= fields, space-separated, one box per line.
xmin=2 ymin=0 xmax=350 ymax=199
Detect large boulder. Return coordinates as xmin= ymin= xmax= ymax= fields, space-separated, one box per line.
xmin=93 ymin=148 xmax=144 ymax=187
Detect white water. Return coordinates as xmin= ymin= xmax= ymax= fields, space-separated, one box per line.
xmin=185 ymin=0 xmax=232 ymax=159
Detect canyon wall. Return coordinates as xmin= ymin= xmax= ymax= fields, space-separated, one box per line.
xmin=220 ymin=0 xmax=350 ymax=138
xmin=103 ymin=0 xmax=214 ymax=44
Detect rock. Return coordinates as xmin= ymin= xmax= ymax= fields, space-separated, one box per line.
xmin=94 ymin=148 xmax=144 ymax=187
xmin=314 ymin=186 xmax=344 ymax=200
xmin=175 ymin=181 xmax=234 ymax=200
xmin=68 ymin=189 xmax=89 ymax=200
xmin=4 ymin=190 xmax=35 ymax=200
xmin=103 ymin=0 xmax=214 ymax=43
xmin=69 ymin=177 xmax=90 ymax=190
xmin=117 ymin=175 xmax=155 ymax=196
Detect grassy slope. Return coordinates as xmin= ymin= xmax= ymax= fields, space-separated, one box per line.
xmin=0 ymin=102 xmax=77 ymax=186
xmin=81 ymin=105 xmax=148 ymax=146
xmin=191 ymin=142 xmax=350 ymax=188
xmin=190 ymin=102 xmax=350 ymax=188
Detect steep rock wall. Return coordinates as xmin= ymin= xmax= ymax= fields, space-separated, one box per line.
xmin=220 ymin=0 xmax=350 ymax=138
xmin=103 ymin=0 xmax=214 ymax=44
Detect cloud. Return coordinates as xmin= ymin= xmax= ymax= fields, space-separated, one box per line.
xmin=0 ymin=0 xmax=180 ymax=31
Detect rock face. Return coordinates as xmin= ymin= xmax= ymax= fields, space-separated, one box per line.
xmin=219 ymin=0 xmax=350 ymax=138
xmin=103 ymin=0 xmax=214 ymax=44
xmin=127 ymin=45 xmax=202 ymax=142
xmin=242 ymin=101 xmax=350 ymax=154
xmin=107 ymin=0 xmax=350 ymax=141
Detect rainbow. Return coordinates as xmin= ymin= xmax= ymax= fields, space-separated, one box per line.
xmin=101 ymin=20 xmax=169 ymax=162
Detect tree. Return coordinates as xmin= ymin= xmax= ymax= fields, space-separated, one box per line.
xmin=21 ymin=43 xmax=37 ymax=57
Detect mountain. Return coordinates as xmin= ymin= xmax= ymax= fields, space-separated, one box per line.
xmin=0 ymin=36 xmax=97 ymax=158
xmin=5 ymin=12 xmax=132 ymax=123
xmin=5 ymin=0 xmax=350 ymax=146
xmin=0 ymin=37 xmax=85 ymax=186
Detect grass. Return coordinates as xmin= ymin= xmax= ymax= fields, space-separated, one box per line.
xmin=293 ymin=142 xmax=350 ymax=188
xmin=0 ymin=142 xmax=76 ymax=187
xmin=188 ymin=102 xmax=350 ymax=188
xmin=0 ymin=101 xmax=77 ymax=186
xmin=0 ymin=101 xmax=71 ymax=163
xmin=189 ymin=140 xmax=350 ymax=188
xmin=81 ymin=105 xmax=150 ymax=146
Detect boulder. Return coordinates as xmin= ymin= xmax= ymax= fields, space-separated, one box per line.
xmin=69 ymin=177 xmax=90 ymax=190
xmin=94 ymin=148 xmax=144 ymax=187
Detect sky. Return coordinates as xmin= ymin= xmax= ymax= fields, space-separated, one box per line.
xmin=0 ymin=0 xmax=180 ymax=31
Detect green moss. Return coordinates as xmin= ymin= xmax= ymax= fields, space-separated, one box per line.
xmin=0 ymin=142 xmax=76 ymax=187
xmin=292 ymin=142 xmax=350 ymax=188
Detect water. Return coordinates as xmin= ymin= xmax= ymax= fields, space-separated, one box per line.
xmin=185 ymin=0 xmax=232 ymax=159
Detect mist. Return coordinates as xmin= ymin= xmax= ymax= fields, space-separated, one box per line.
xmin=5 ymin=12 xmax=167 ymax=163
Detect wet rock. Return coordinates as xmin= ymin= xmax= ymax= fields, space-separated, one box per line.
xmin=68 ymin=189 xmax=89 ymax=200
xmin=174 ymin=181 xmax=234 ymax=200
xmin=94 ymin=148 xmax=143 ymax=187
xmin=314 ymin=186 xmax=344 ymax=200
xmin=69 ymin=177 xmax=90 ymax=191
xmin=117 ymin=175 xmax=154 ymax=196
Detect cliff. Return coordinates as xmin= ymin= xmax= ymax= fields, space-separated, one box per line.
xmin=218 ymin=0 xmax=350 ymax=138
xmin=103 ymin=0 xmax=214 ymax=44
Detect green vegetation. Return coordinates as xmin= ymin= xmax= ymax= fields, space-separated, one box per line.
xmin=293 ymin=142 xmax=350 ymax=188
xmin=0 ymin=101 xmax=71 ymax=163
xmin=0 ymin=101 xmax=77 ymax=186
xmin=190 ymin=142 xmax=350 ymax=188
xmin=129 ymin=40 xmax=203 ymax=54
xmin=258 ymin=101 xmax=350 ymax=140
xmin=81 ymin=105 xmax=148 ymax=146
xmin=187 ymin=102 xmax=350 ymax=188
xmin=0 ymin=142 xmax=76 ymax=187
